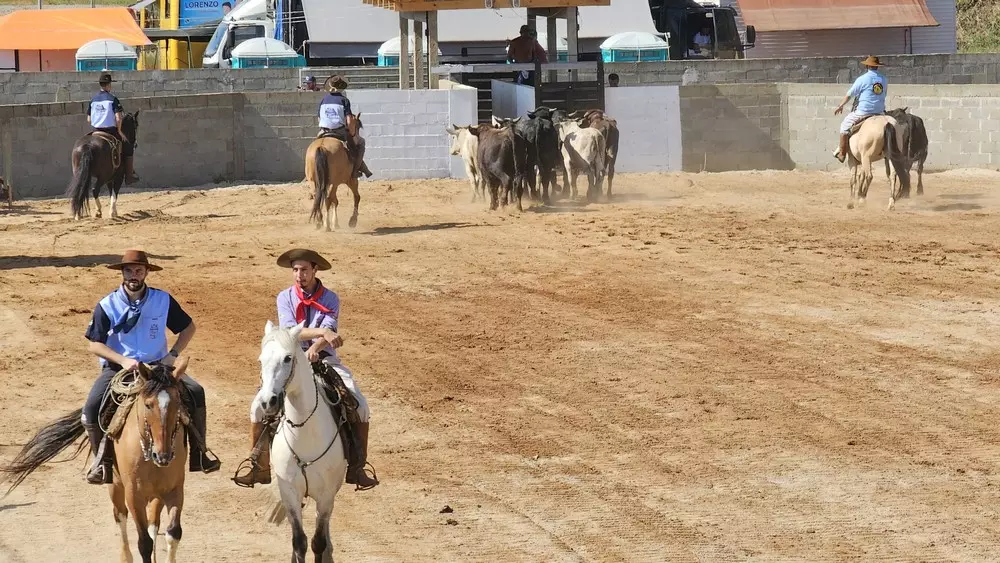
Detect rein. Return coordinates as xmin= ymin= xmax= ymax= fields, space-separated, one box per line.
xmin=272 ymin=352 xmax=345 ymax=498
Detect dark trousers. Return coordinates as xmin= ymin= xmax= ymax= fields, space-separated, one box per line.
xmin=83 ymin=365 xmax=205 ymax=426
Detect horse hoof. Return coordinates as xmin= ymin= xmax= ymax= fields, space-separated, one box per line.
xmin=348 ymin=217 xmax=358 ymax=228
xmin=847 ymin=202 xmax=854 ymax=210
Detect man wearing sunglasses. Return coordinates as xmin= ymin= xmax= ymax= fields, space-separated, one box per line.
xmin=80 ymin=249 xmax=221 ymax=484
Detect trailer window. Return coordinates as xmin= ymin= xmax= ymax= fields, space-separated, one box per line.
xmin=233 ymin=25 xmax=266 ymax=48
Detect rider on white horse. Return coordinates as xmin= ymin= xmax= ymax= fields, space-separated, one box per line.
xmin=233 ymin=248 xmax=379 ymax=490
xmin=833 ymin=55 xmax=888 ymax=163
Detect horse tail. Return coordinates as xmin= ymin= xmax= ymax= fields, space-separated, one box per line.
xmin=0 ymin=408 xmax=86 ymax=499
xmin=67 ymin=146 xmax=94 ymax=218
xmin=883 ymin=122 xmax=911 ymax=198
xmin=309 ymin=145 xmax=329 ymax=224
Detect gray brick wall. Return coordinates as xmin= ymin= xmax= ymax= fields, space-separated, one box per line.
xmin=3 ymin=52 xmax=1000 ymax=106
xmin=0 ymin=88 xmax=475 ymax=198
xmin=784 ymin=83 xmax=1000 ymax=171
xmin=678 ymin=84 xmax=792 ymax=172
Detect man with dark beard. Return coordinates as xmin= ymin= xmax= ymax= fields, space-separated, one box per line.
xmin=81 ymin=249 xmax=221 ymax=484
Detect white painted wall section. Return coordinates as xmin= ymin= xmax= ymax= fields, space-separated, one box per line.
xmin=490 ymin=80 xmax=535 ymax=120
xmin=605 ymin=85 xmax=682 ymax=173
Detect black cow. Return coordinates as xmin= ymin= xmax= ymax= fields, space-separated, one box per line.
xmin=493 ymin=107 xmax=562 ymax=204
xmin=468 ymin=123 xmax=524 ymax=211
xmin=884 ymin=107 xmax=929 ymax=198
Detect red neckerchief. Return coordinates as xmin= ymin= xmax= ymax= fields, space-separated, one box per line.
xmin=294 ymin=281 xmax=333 ymax=324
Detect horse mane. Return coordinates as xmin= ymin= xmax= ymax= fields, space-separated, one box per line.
xmin=139 ymin=364 xmax=180 ymax=398
xmin=262 ymin=324 xmax=301 ymax=354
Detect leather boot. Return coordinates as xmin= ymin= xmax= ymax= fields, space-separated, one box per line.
xmin=835 ymin=134 xmax=850 ymax=163
xmin=84 ymin=423 xmax=114 ymax=485
xmin=345 ymin=421 xmax=379 ymax=490
xmin=124 ymin=156 xmax=140 ymax=185
xmin=358 ymin=160 xmax=373 ymax=178
xmin=188 ymin=407 xmax=221 ymax=473
xmin=232 ymin=421 xmax=272 ymax=487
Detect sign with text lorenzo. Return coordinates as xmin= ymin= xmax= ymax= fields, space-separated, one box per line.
xmin=179 ymin=0 xmax=223 ymax=28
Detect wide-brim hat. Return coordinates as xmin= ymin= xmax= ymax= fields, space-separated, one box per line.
xmin=99 ymin=72 xmax=115 ymax=84
xmin=860 ymin=55 xmax=883 ymax=67
xmin=325 ymin=75 xmax=349 ymax=92
xmin=107 ymin=249 xmax=162 ymax=271
xmin=277 ymin=248 xmax=332 ymax=271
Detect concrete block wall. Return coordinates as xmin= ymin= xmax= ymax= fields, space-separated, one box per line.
xmin=4 ymin=52 xmax=1000 ymax=106
xmin=604 ymin=85 xmax=682 ymax=174
xmin=0 ymin=88 xmax=478 ymax=197
xmin=677 ymin=84 xmax=792 ymax=172
xmin=784 ymin=83 xmax=1000 ymax=171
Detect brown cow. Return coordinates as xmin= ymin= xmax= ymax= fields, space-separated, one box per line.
xmin=467 ymin=122 xmax=524 ymax=211
xmin=569 ymin=109 xmax=619 ymax=200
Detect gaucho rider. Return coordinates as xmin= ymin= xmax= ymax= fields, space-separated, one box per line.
xmin=88 ymin=72 xmax=140 ymax=185
xmin=81 ymin=250 xmax=221 ymax=484
xmin=317 ymin=75 xmax=373 ymax=179
xmin=232 ymin=248 xmax=379 ymax=490
xmin=833 ymin=55 xmax=888 ymax=163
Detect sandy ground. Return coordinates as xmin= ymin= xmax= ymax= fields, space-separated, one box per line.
xmin=3 ymin=169 xmax=1000 ymax=562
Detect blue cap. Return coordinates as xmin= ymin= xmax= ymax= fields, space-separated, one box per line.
xmin=304 ymin=75 xmax=315 ymax=82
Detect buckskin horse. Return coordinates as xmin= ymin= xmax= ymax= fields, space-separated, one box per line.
xmin=305 ymin=113 xmax=364 ymax=231
xmin=67 ymin=111 xmax=139 ymax=220
xmin=0 ymin=359 xmax=194 ymax=563
xmin=843 ymin=114 xmax=910 ymax=211
xmin=253 ymin=321 xmax=349 ymax=563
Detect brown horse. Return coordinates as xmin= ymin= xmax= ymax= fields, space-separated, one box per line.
xmin=67 ymin=111 xmax=139 ymax=220
xmin=844 ymin=114 xmax=909 ymax=211
xmin=305 ymin=113 xmax=363 ymax=231
xmin=0 ymin=359 xmax=191 ymax=563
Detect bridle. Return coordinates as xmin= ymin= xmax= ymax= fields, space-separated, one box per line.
xmin=137 ymin=392 xmax=182 ymax=465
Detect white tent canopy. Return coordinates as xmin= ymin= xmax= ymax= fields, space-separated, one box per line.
xmin=600 ymin=31 xmax=669 ymax=51
xmin=377 ymin=35 xmax=443 ymax=56
xmin=75 ymin=38 xmax=137 ymax=60
xmin=231 ymin=37 xmax=297 ymax=58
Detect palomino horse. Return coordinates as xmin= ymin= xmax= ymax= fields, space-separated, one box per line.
xmin=0 ymin=359 xmax=191 ymax=563
xmin=255 ymin=321 xmax=348 ymax=562
xmin=844 ymin=114 xmax=909 ymax=211
xmin=67 ymin=111 xmax=140 ymax=220
xmin=305 ymin=113 xmax=364 ymax=231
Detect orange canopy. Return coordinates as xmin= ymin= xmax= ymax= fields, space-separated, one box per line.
xmin=0 ymin=7 xmax=151 ymax=50
xmin=736 ymin=0 xmax=939 ymax=32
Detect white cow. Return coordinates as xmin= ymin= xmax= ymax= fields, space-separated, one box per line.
xmin=446 ymin=124 xmax=482 ymax=203
xmin=555 ymin=120 xmax=606 ymax=201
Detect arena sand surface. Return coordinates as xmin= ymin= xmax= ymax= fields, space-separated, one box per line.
xmin=2 ymin=169 xmax=1000 ymax=562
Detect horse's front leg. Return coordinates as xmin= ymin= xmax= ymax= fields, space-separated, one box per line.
xmin=163 ymin=488 xmax=184 ymax=563
xmin=278 ymin=478 xmax=308 ymax=563
xmin=110 ymin=180 xmax=123 ymax=219
xmin=348 ymin=179 xmax=360 ymax=229
xmin=111 ymin=481 xmax=134 ymax=563
xmin=328 ymin=185 xmax=339 ymax=231
xmin=311 ymin=495 xmax=336 ymax=563
xmin=126 ymin=491 xmax=155 ymax=563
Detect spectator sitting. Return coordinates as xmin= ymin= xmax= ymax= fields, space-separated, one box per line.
xmin=298 ymin=75 xmax=322 ymax=92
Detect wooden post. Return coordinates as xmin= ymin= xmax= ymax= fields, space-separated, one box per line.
xmin=546 ymin=15 xmax=557 ymax=83
xmin=427 ymin=10 xmax=439 ymax=89
xmin=566 ymin=7 xmax=579 ymax=82
xmin=413 ymin=19 xmax=424 ymax=89
xmin=398 ymin=14 xmax=410 ymax=90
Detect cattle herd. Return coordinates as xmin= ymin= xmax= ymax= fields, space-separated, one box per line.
xmin=446 ymin=107 xmax=619 ymax=212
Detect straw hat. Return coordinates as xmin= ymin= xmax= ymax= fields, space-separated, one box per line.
xmin=325 ymin=75 xmax=349 ymax=92
xmin=860 ymin=55 xmax=884 ymax=68
xmin=276 ymin=248 xmax=332 ymax=271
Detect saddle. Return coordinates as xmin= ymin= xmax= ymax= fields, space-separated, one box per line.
xmin=847 ymin=113 xmax=883 ymax=136
xmin=317 ymin=127 xmax=349 ymax=143
xmin=89 ymin=130 xmax=123 ymax=171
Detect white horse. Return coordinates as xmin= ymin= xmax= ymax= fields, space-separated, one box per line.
xmin=253 ymin=320 xmax=348 ymax=563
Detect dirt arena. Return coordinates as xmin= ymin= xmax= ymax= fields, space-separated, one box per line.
xmin=3 ymin=169 xmax=1000 ymax=561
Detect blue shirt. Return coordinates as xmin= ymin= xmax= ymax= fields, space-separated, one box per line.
xmin=276 ymin=280 xmax=341 ymax=361
xmin=318 ymin=93 xmax=352 ymax=130
xmin=88 ymin=91 xmax=123 ymax=129
xmin=847 ymin=69 xmax=887 ymax=115
xmin=86 ymin=285 xmax=192 ymax=369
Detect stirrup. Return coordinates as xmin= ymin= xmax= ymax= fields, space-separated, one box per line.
xmin=347 ymin=462 xmax=379 ymax=491
xmin=231 ymin=457 xmax=269 ymax=488
xmin=196 ymin=449 xmax=222 ymax=473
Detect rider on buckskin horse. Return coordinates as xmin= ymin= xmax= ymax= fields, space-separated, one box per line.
xmin=316 ymin=75 xmax=373 ymax=179
xmin=88 ymin=72 xmax=140 ymax=185
xmin=232 ymin=248 xmax=379 ymax=490
xmin=833 ymin=55 xmax=888 ymax=163
xmin=81 ymin=250 xmax=221 ymax=484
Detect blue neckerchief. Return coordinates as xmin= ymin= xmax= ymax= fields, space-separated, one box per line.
xmin=111 ymin=285 xmax=148 ymax=335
